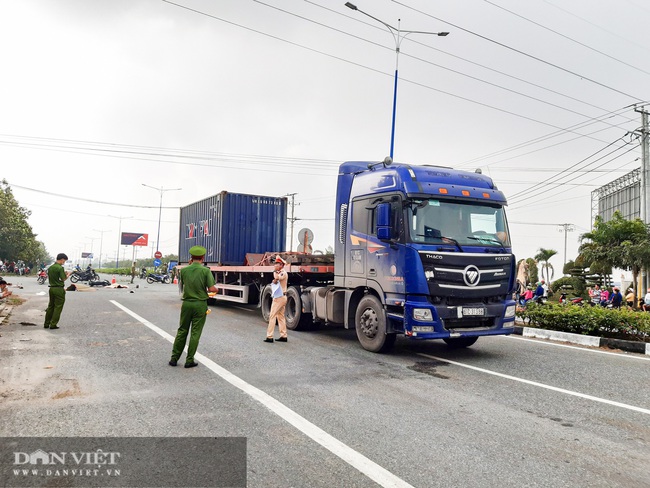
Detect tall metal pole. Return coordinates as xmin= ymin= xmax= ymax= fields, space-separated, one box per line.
xmin=109 ymin=215 xmax=132 ymax=269
xmin=285 ymin=193 xmax=298 ymax=251
xmin=142 ymin=184 xmax=182 ymax=255
xmin=93 ymin=229 xmax=110 ymax=269
xmin=345 ymin=2 xmax=448 ymax=160
xmin=635 ymin=107 xmax=650 ymax=291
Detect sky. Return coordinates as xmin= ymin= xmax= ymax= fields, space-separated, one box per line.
xmin=1 ymin=0 xmax=649 ymax=277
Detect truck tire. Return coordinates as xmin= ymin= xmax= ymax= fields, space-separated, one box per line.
xmin=355 ymin=295 xmax=396 ymax=353
xmin=261 ymin=285 xmax=273 ymax=323
xmin=285 ymin=286 xmax=312 ymax=330
xmin=443 ymin=336 xmax=478 ymax=348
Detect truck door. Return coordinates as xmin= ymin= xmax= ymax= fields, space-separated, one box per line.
xmin=346 ymin=197 xmax=372 ymax=288
xmin=371 ymin=199 xmax=406 ymax=297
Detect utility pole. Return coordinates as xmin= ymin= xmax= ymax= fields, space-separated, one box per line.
xmin=557 ymin=223 xmax=575 ymax=272
xmin=285 ymin=193 xmax=300 ymax=252
xmin=634 ymin=106 xmax=650 ymax=290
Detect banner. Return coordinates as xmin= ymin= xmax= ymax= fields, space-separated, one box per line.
xmin=120 ymin=233 xmax=148 ymax=246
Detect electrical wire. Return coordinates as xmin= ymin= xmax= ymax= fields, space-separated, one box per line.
xmin=483 ymin=0 xmax=650 ymax=76
xmin=393 ymin=0 xmax=644 ymax=101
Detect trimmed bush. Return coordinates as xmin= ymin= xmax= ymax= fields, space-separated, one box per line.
xmin=517 ymin=302 xmax=650 ymax=342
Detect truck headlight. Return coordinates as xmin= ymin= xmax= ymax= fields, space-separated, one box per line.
xmin=504 ymin=305 xmax=516 ymax=318
xmin=413 ymin=308 xmax=433 ymax=321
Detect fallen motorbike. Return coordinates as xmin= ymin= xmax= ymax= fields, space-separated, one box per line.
xmin=37 ymin=269 xmax=47 ymax=285
xmin=70 ymin=267 xmax=100 ymax=283
xmin=146 ymin=272 xmax=170 ymax=284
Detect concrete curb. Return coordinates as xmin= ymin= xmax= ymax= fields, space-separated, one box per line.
xmin=514 ymin=325 xmax=650 ymax=355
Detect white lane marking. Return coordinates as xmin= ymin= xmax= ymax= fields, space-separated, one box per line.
xmin=417 ymin=352 xmax=650 ymax=416
xmin=110 ymin=300 xmax=413 ymax=488
xmin=500 ymin=335 xmax=650 ymax=361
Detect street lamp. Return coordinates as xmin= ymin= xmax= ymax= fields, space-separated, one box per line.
xmin=84 ymin=236 xmax=97 ymax=267
xmin=108 ymin=215 xmax=132 ymax=270
xmin=93 ymin=229 xmax=110 ymax=269
xmin=345 ymin=2 xmax=448 ymax=159
xmin=142 ymin=184 xmax=182 ymax=255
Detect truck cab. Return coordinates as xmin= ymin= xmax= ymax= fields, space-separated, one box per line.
xmin=326 ymin=160 xmax=516 ymax=352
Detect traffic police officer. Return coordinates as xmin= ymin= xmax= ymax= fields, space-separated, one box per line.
xmin=44 ymin=253 xmax=71 ymax=329
xmin=170 ymin=245 xmax=217 ymax=368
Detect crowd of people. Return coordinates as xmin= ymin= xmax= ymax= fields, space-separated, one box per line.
xmin=0 ymin=259 xmax=31 ymax=275
xmin=587 ymin=284 xmax=624 ymax=308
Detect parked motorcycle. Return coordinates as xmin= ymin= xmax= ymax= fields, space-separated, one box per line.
xmin=139 ymin=268 xmax=147 ymax=279
xmin=37 ymin=269 xmax=47 ymax=285
xmin=70 ymin=267 xmax=100 ymax=283
xmin=146 ymin=272 xmax=170 ymax=284
xmin=559 ymin=293 xmax=583 ymax=306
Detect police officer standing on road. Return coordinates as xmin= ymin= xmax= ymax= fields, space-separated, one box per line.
xmin=264 ymin=256 xmax=288 ymax=343
xmin=169 ymin=246 xmax=218 ymax=368
xmin=44 ymin=253 xmax=71 ymax=330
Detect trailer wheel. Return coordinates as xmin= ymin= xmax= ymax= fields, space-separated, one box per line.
xmin=443 ymin=336 xmax=478 ymax=348
xmin=261 ymin=285 xmax=273 ymax=323
xmin=355 ymin=295 xmax=396 ymax=353
xmin=285 ymin=286 xmax=312 ymax=330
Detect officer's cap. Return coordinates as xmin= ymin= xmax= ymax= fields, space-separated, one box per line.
xmin=189 ymin=246 xmax=206 ymax=257
xmin=275 ymin=256 xmax=287 ymax=265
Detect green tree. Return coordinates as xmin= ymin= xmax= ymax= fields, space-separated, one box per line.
xmin=0 ymin=180 xmax=44 ymax=264
xmin=525 ymin=257 xmax=539 ymax=284
xmin=534 ymin=248 xmax=557 ymax=283
xmin=579 ymin=211 xmax=650 ymax=305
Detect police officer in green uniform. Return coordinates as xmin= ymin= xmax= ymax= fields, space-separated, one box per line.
xmin=169 ymin=246 xmax=218 ymax=368
xmin=44 ymin=253 xmax=71 ymax=330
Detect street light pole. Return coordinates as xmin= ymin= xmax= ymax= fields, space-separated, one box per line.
xmin=345 ymin=2 xmax=448 ymax=159
xmin=93 ymin=229 xmax=110 ymax=269
xmin=142 ymin=184 xmax=182 ymax=255
xmin=108 ymin=215 xmax=132 ymax=270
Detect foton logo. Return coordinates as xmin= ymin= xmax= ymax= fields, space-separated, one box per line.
xmin=463 ymin=265 xmax=480 ymax=287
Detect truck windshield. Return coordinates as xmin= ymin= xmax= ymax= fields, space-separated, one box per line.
xmin=407 ymin=199 xmax=510 ymax=247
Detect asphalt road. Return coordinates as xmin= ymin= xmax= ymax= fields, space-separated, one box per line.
xmin=1 ymin=275 xmax=649 ymax=488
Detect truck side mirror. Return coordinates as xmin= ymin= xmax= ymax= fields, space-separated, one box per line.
xmin=377 ymin=202 xmax=392 ymax=241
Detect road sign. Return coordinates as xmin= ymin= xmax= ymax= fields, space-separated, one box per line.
xmin=153 ymin=258 xmax=162 ymax=267
xmin=154 ymin=251 xmax=163 ymax=259
xmin=297 ymin=243 xmax=313 ymax=253
xmin=297 ymin=228 xmax=314 ymax=244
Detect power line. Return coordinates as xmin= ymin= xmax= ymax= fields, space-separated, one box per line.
xmin=159 ymin=0 xmax=630 ymax=142
xmin=393 ymin=0 xmax=644 ymax=101
xmin=483 ymin=0 xmax=650 ymax=77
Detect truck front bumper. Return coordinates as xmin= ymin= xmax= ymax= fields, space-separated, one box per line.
xmin=390 ymin=298 xmax=516 ymax=339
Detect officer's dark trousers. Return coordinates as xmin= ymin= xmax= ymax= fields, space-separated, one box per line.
xmin=44 ymin=287 xmax=66 ymax=327
xmin=171 ymin=300 xmax=208 ymax=364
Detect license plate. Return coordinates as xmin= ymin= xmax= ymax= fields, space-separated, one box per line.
xmin=462 ymin=307 xmax=485 ymax=316
xmin=412 ymin=326 xmax=434 ymax=332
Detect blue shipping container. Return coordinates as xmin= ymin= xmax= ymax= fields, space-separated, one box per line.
xmin=179 ymin=191 xmax=287 ymax=265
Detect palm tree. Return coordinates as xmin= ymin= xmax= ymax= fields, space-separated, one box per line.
xmin=534 ymin=248 xmax=557 ymax=283
xmin=579 ymin=212 xmax=650 ymax=306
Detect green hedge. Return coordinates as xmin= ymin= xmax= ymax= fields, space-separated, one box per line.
xmin=97 ymin=268 xmax=132 ymax=276
xmin=517 ymin=302 xmax=650 ymax=342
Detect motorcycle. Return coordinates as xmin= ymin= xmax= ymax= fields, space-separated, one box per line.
xmin=37 ymin=269 xmax=47 ymax=285
xmin=70 ymin=267 xmax=100 ymax=283
xmin=139 ymin=268 xmax=147 ymax=279
xmin=559 ymin=293 xmax=583 ymax=306
xmin=146 ymin=272 xmax=170 ymax=284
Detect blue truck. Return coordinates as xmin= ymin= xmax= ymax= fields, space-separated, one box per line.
xmin=179 ymin=159 xmax=516 ymax=353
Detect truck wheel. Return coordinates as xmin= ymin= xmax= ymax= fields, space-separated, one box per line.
xmin=443 ymin=337 xmax=478 ymax=348
xmin=261 ymin=285 xmax=273 ymax=323
xmin=285 ymin=286 xmax=312 ymax=330
xmin=355 ymin=295 xmax=396 ymax=353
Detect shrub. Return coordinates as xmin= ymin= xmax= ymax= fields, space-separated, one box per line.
xmin=516 ymin=302 xmax=650 ymax=342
